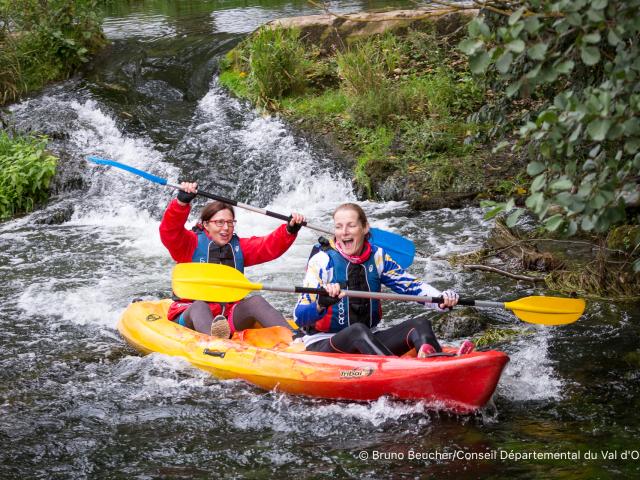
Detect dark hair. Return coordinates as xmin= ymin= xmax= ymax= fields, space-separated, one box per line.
xmin=333 ymin=202 xmax=368 ymax=227
xmin=200 ymin=201 xmax=235 ymax=222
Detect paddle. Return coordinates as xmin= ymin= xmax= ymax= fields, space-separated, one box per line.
xmin=87 ymin=156 xmax=415 ymax=268
xmin=172 ymin=263 xmax=586 ymax=326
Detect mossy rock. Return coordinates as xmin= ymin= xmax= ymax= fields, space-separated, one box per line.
xmin=432 ymin=307 xmax=488 ymax=340
xmin=607 ymin=225 xmax=640 ymax=255
xmin=623 ymin=350 xmax=640 ymax=369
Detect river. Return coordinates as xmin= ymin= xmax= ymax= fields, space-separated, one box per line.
xmin=1 ymin=1 xmax=639 ymax=478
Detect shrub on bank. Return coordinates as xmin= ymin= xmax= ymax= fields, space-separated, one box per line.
xmin=0 ymin=130 xmax=57 ymax=220
xmin=220 ymin=27 xmax=308 ymax=108
xmin=0 ymin=0 xmax=105 ymax=105
xmin=219 ymin=23 xmax=486 ymax=199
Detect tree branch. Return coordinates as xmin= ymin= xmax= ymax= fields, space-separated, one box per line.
xmin=463 ymin=264 xmax=547 ymax=282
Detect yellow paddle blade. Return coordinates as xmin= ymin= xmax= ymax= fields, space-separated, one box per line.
xmin=504 ymin=296 xmax=586 ymax=325
xmin=172 ymin=263 xmax=262 ymax=302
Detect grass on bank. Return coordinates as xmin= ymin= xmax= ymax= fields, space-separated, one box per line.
xmin=218 ymin=26 xmax=488 ymax=199
xmin=0 ymin=0 xmax=105 ymax=105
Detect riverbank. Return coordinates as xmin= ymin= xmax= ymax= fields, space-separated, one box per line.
xmin=0 ymin=0 xmax=106 ymax=220
xmin=218 ymin=9 xmax=529 ymax=209
xmin=217 ymin=7 xmax=638 ymax=297
xmin=0 ymin=0 xmax=105 ymax=106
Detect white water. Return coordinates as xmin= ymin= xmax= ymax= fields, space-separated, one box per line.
xmin=2 ymin=74 xmax=565 ymax=427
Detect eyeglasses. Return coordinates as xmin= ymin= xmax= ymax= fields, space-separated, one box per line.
xmin=206 ymin=219 xmax=237 ymax=228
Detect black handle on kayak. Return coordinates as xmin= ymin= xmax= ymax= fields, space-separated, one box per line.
xmin=431 ymin=297 xmax=476 ymax=306
xmin=294 ymin=286 xmax=330 ymax=295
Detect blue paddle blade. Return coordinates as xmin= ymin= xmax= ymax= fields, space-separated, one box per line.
xmin=87 ymin=156 xmax=168 ymax=186
xmin=369 ymin=227 xmax=415 ymax=269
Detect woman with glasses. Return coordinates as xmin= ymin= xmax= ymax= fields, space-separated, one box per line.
xmin=160 ymin=182 xmax=305 ymax=338
xmin=294 ymin=202 xmax=474 ymax=357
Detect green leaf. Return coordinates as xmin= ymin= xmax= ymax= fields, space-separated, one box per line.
xmin=527 ymin=162 xmax=546 ymax=176
xmin=537 ymin=110 xmax=558 ymax=126
xmin=549 ymin=178 xmax=573 ymax=191
xmin=583 ymin=32 xmax=601 ymax=44
xmin=507 ymin=39 xmax=526 ymax=53
xmin=545 ymin=214 xmax=564 ymax=232
xmin=524 ymin=16 xmax=541 ymax=34
xmin=622 ymin=118 xmax=640 ymax=136
xmin=469 ymin=18 xmax=490 ymax=37
xmin=484 ymin=205 xmax=504 ymax=220
xmin=469 ymin=52 xmax=491 ymax=74
xmin=531 ymin=173 xmax=547 ymax=192
xmin=607 ymin=29 xmax=621 ymax=46
xmin=509 ymin=7 xmax=526 ymax=26
xmin=586 ymin=8 xmax=605 ymax=22
xmin=506 ymin=80 xmax=522 ymax=98
xmin=581 ymin=46 xmax=601 ymax=66
xmin=624 ymin=138 xmax=640 ymax=154
xmin=525 ymin=64 xmax=541 ymax=79
xmin=496 ymin=51 xmax=514 ymax=74
xmin=459 ymin=39 xmax=484 ymax=55
xmin=586 ymin=118 xmax=612 ymax=141
xmin=492 ymin=141 xmax=511 ymax=153
xmin=555 ymin=60 xmax=575 ymax=75
xmin=506 ymin=208 xmax=524 ymax=227
xmin=591 ymin=0 xmax=608 ymax=9
xmin=526 ymin=192 xmax=545 ymax=211
xmin=528 ymin=43 xmax=548 ymax=61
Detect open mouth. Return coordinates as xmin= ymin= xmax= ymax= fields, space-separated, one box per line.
xmin=341 ymin=238 xmax=354 ymax=249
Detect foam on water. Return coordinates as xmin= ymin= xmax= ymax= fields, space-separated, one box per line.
xmin=498 ymin=329 xmax=564 ymax=402
xmin=231 ymin=394 xmax=434 ymax=435
xmin=3 ymin=66 xmax=563 ymax=426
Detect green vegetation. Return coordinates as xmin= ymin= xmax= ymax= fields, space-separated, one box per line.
xmin=219 ymin=24 xmax=489 ymax=200
xmin=220 ymin=27 xmax=308 ymax=109
xmin=474 ymin=327 xmax=532 ymax=348
xmin=459 ymin=0 xmax=640 ymax=271
xmin=0 ymin=0 xmax=106 ymax=105
xmin=0 ymin=130 xmax=57 ymax=220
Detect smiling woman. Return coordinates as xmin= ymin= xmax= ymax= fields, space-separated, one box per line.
xmin=158 ymin=180 xmax=307 ymax=338
xmin=294 ymin=202 xmax=474 ymax=357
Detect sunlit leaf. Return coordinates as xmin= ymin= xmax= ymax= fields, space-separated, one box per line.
xmin=507 ymin=39 xmax=526 ymax=53
xmin=469 ymin=52 xmax=491 ymax=74
xmin=545 ymin=214 xmax=564 ymax=231
xmin=586 ymin=118 xmax=612 ymax=141
xmin=581 ymin=45 xmax=601 ymax=65
xmin=528 ymin=43 xmax=548 ymax=60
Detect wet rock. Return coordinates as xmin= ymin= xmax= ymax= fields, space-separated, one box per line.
xmin=31 ymin=202 xmax=75 ymax=225
xmin=48 ymin=151 xmax=88 ymax=196
xmin=432 ymin=308 xmax=488 ymax=340
xmin=268 ymin=10 xmax=476 ymax=52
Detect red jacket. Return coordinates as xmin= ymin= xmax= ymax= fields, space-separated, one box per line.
xmin=159 ymin=199 xmax=297 ymax=320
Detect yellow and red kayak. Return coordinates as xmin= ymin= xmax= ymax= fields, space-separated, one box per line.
xmin=118 ymin=300 xmax=509 ymax=413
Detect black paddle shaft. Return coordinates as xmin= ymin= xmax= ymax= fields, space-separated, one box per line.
xmin=292 ymin=286 xmax=475 ymax=305
xmin=196 ymin=189 xmax=305 ymax=225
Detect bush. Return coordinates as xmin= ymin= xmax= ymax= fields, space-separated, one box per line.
xmin=0 ymin=0 xmax=105 ymax=105
xmin=0 ymin=130 xmax=57 ymax=220
xmin=459 ymin=0 xmax=640 ymax=270
xmin=244 ymin=27 xmax=308 ymax=107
